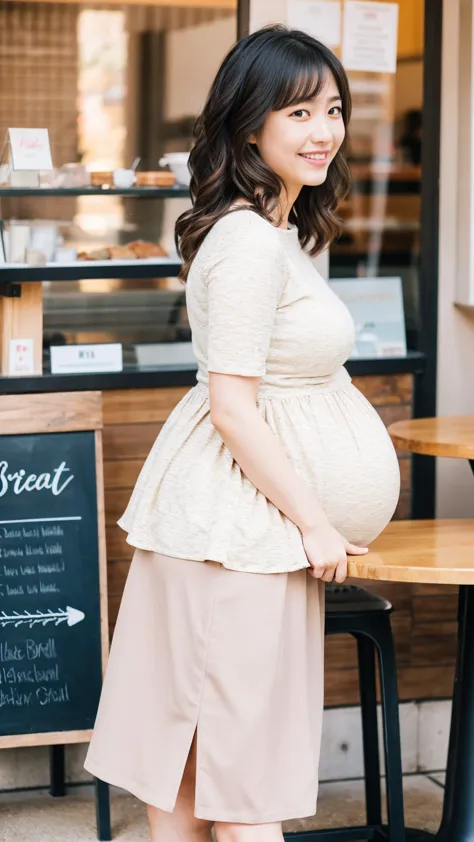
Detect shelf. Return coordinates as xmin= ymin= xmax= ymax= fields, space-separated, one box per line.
xmin=0 ymin=186 xmax=190 ymax=198
xmin=0 ymin=258 xmax=182 ymax=282
xmin=0 ymin=182 xmax=419 ymax=199
xmin=0 ymin=353 xmax=426 ymax=394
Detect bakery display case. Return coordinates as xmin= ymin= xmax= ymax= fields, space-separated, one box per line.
xmin=0 ymin=0 xmax=236 ymax=379
xmin=0 ymin=183 xmax=193 ymax=377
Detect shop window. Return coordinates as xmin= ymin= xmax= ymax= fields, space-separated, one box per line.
xmin=329 ymin=0 xmax=424 ymax=353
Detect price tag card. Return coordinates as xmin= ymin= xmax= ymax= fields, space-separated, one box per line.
xmin=50 ymin=344 xmax=123 ymax=375
xmin=8 ymin=128 xmax=53 ymax=171
xmin=342 ymin=1 xmax=399 ymax=74
xmin=9 ymin=338 xmax=35 ymax=376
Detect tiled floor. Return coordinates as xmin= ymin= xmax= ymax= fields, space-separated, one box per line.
xmin=0 ymin=774 xmax=444 ymax=841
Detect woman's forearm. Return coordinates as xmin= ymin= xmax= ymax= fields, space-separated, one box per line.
xmin=211 ymin=404 xmax=329 ymax=533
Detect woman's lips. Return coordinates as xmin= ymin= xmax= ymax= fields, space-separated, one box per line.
xmin=298 ymin=152 xmax=330 ymax=167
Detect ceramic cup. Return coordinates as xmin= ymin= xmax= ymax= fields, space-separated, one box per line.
xmin=113 ymin=168 xmax=136 ymax=188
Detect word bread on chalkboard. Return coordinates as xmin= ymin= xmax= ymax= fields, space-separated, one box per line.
xmin=0 ymin=431 xmax=103 ymax=737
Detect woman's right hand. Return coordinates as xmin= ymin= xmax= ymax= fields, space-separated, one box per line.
xmin=302 ymin=520 xmax=368 ymax=584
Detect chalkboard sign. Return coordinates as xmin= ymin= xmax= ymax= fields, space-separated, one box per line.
xmin=0 ymin=392 xmax=107 ymax=748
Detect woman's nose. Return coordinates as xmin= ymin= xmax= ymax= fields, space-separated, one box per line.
xmin=309 ymin=118 xmax=333 ymax=145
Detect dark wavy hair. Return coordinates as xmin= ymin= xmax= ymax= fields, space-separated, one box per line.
xmin=175 ymin=24 xmax=352 ymax=281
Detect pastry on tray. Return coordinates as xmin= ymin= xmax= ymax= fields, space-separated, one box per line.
xmin=128 ymin=239 xmax=168 ymax=258
xmin=109 ymin=245 xmax=137 ymax=260
xmin=77 ymin=247 xmax=110 ymax=260
xmin=77 ymin=240 xmax=168 ymax=261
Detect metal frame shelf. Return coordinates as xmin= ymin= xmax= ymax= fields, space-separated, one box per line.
xmin=0 ymin=353 xmax=426 ymax=394
xmin=0 ymin=259 xmax=182 ymax=283
xmin=0 ymin=186 xmax=190 ymax=198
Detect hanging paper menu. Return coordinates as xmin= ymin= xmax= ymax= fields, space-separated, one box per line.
xmin=342 ymin=1 xmax=399 ymax=74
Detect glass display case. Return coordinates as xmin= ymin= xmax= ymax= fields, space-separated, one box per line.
xmin=0 ymin=0 xmax=236 ymax=379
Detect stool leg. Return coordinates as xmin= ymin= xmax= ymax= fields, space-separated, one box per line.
xmin=375 ymin=620 xmax=406 ymax=842
xmin=357 ymin=634 xmax=383 ymax=827
xmin=50 ymin=745 xmax=66 ymax=797
xmin=95 ymin=777 xmax=111 ymax=841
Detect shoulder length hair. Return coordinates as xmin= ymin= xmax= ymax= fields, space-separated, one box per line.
xmin=175 ymin=24 xmax=352 ymax=281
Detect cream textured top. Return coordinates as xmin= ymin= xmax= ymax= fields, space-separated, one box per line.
xmin=118 ymin=208 xmax=400 ymax=573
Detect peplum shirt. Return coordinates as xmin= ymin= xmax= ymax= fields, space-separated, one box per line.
xmin=118 ymin=209 xmax=400 ymax=573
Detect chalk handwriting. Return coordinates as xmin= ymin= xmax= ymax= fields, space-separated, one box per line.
xmin=0 ymin=461 xmax=74 ymax=497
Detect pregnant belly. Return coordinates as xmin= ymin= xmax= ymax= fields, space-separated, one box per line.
xmin=265 ymin=384 xmax=401 ymax=547
xmin=316 ymin=429 xmax=401 ymax=546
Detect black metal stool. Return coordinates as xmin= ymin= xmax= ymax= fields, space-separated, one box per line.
xmin=284 ymin=584 xmax=405 ymax=842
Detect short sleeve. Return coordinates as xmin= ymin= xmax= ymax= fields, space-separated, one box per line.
xmin=206 ymin=214 xmax=287 ymax=377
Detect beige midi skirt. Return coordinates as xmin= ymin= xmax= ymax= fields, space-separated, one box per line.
xmin=84 ymin=550 xmax=325 ymax=824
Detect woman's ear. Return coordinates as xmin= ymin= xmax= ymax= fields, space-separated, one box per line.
xmin=248 ymin=133 xmax=257 ymax=145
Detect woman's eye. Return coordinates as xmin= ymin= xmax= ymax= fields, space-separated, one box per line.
xmin=329 ymin=105 xmax=342 ymax=116
xmin=291 ymin=109 xmax=309 ymax=118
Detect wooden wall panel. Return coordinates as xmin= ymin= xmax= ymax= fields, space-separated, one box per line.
xmin=107 ymin=560 xmax=132 ymax=594
xmin=410 ymin=622 xmax=457 ymax=665
xmin=101 ymin=375 xmax=457 ymax=706
xmin=395 ymin=492 xmax=411 ymax=519
xmin=104 ymin=489 xmax=133 ymax=525
xmin=412 ymin=594 xmax=458 ymax=623
xmin=103 ymin=387 xmax=188 ymax=424
xmin=106 ymin=525 xmax=133 ymax=561
xmin=103 ymin=422 xmax=163 ymax=460
xmin=377 ymin=403 xmax=412 ymax=426
xmin=351 ymin=373 xmax=413 ymax=405
xmin=104 ymin=459 xmax=143 ymax=490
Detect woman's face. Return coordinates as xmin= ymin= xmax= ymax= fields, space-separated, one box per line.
xmin=250 ymin=72 xmax=345 ymax=198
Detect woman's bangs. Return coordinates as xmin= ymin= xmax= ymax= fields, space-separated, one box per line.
xmin=271 ymin=52 xmax=330 ymax=111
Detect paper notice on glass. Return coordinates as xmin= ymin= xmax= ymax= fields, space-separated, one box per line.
xmin=249 ymin=0 xmax=287 ymax=32
xmin=287 ymin=0 xmax=341 ymax=47
xmin=328 ymin=277 xmax=407 ymax=358
xmin=342 ymin=1 xmax=399 ymax=74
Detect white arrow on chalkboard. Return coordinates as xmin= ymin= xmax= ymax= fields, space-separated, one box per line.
xmin=0 ymin=606 xmax=85 ymax=629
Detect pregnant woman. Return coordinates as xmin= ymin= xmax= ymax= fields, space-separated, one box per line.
xmin=85 ymin=24 xmax=400 ymax=842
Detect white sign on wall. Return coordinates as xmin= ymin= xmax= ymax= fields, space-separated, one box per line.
xmin=286 ymin=0 xmax=342 ymax=47
xmin=341 ymin=1 xmax=399 ymax=74
xmin=329 ymin=277 xmax=407 ymax=358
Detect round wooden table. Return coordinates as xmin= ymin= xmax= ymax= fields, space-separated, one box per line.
xmin=347 ymin=416 xmax=474 ymax=842
xmin=389 ymin=415 xmax=474 ymax=464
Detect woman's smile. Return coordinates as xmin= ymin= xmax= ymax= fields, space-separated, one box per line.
xmin=298 ymin=150 xmax=332 ymax=167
